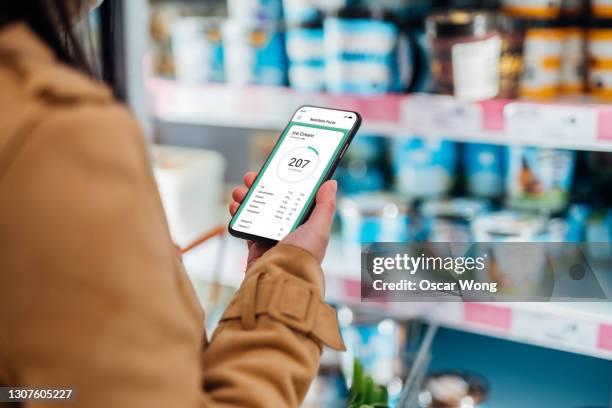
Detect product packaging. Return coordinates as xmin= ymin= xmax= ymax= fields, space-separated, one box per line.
xmin=560 ymin=26 xmax=586 ymax=94
xmin=171 ymin=17 xmax=225 ymax=83
xmin=392 ymin=137 xmax=458 ymax=199
xmin=505 ymin=146 xmax=575 ymax=212
xmin=336 ymin=135 xmax=388 ymax=194
xmin=418 ymin=371 xmax=489 ymax=408
xmin=501 ymin=0 xmax=562 ymax=19
xmin=421 ymin=198 xmax=490 ymax=242
xmin=587 ymin=22 xmax=612 ymax=100
xmin=222 ymin=20 xmax=287 ymax=86
xmin=324 ymin=7 xmax=400 ymax=94
xmin=426 ymin=10 xmax=502 ymax=101
xmin=592 ymin=0 xmax=612 ymax=18
xmin=286 ymin=19 xmax=325 ymax=91
xmin=227 ymin=0 xmax=283 ymax=22
xmin=520 ymin=23 xmax=564 ymax=99
xmin=338 ymin=193 xmax=413 ymax=244
xmin=463 ymin=143 xmax=506 ymax=199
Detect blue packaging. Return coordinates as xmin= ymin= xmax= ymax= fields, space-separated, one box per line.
xmin=338 ymin=194 xmax=412 ymax=243
xmin=324 ymin=11 xmax=399 ymax=94
xmin=223 ymin=20 xmax=287 ymax=86
xmin=286 ymin=25 xmax=325 ymax=91
xmin=171 ymin=17 xmax=224 ymax=83
xmin=464 ymin=143 xmax=505 ymax=199
xmin=336 ymin=135 xmax=387 ymax=194
xmin=506 ymin=147 xmax=576 ymax=212
xmin=392 ymin=137 xmax=458 ymax=199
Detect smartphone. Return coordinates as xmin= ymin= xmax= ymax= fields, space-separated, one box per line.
xmin=229 ymin=105 xmax=361 ymax=245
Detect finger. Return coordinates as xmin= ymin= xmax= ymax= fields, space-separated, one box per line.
xmin=232 ymin=187 xmax=248 ymax=203
xmin=302 ymin=180 xmax=337 ymax=234
xmin=243 ymin=172 xmax=257 ymax=188
xmin=229 ymin=201 xmax=240 ymax=216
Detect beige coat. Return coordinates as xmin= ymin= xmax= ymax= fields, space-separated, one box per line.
xmin=0 ymin=23 xmax=344 ymax=407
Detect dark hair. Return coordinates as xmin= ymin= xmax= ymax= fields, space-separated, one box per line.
xmin=0 ymin=0 xmax=95 ymax=76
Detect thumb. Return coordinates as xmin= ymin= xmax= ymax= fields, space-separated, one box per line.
xmin=303 ymin=180 xmax=337 ymax=234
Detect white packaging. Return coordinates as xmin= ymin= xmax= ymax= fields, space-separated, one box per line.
xmin=451 ymin=36 xmax=502 ymax=101
xmin=152 ymin=145 xmax=225 ymax=246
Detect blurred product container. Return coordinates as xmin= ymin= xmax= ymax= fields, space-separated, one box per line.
xmin=336 ymin=135 xmax=388 ymax=194
xmin=463 ymin=143 xmax=505 ymax=199
xmin=501 ymin=0 xmax=562 ymax=19
xmin=171 ymin=17 xmax=224 ymax=83
xmin=421 ymin=198 xmax=490 ymax=242
xmin=152 ymin=145 xmax=225 ymax=247
xmin=426 ymin=10 xmax=502 ymax=101
xmin=560 ymin=25 xmax=586 ymax=95
xmin=587 ymin=20 xmax=612 ymax=101
xmin=505 ymin=146 xmax=575 ymax=213
xmin=392 ymin=137 xmax=458 ymax=199
xmin=338 ymin=193 xmax=413 ymax=244
xmin=283 ymin=0 xmax=348 ymax=24
xmin=324 ymin=7 xmax=401 ymax=94
xmin=498 ymin=16 xmax=526 ymax=98
xmin=286 ymin=18 xmax=326 ymax=91
xmin=520 ymin=21 xmax=564 ymax=99
xmin=592 ymin=0 xmax=612 ymax=18
xmin=227 ymin=0 xmax=283 ymax=22
xmin=222 ymin=20 xmax=287 ymax=85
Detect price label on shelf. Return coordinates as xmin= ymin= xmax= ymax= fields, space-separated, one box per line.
xmin=505 ymin=103 xmax=599 ymax=145
xmin=401 ymin=94 xmax=484 ymax=136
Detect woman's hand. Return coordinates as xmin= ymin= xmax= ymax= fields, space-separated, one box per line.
xmin=229 ymin=172 xmax=337 ymax=268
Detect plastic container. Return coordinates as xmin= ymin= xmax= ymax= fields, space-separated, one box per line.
xmin=227 ymin=0 xmax=283 ymax=22
xmin=560 ymin=26 xmax=586 ymax=94
xmin=392 ymin=137 xmax=458 ymax=200
xmin=171 ymin=17 xmax=224 ymax=84
xmin=286 ymin=19 xmax=325 ymax=91
xmin=463 ymin=143 xmax=505 ymax=199
xmin=324 ymin=7 xmax=400 ymax=94
xmin=421 ymin=198 xmax=490 ymax=242
xmin=426 ymin=10 xmax=502 ymax=101
xmin=338 ymin=193 xmax=413 ymax=244
xmin=222 ymin=20 xmax=287 ymax=86
xmin=501 ymin=0 xmax=562 ymax=19
xmin=498 ymin=16 xmax=527 ymax=98
xmin=592 ymin=0 xmax=612 ymax=18
xmin=505 ymin=146 xmax=576 ymax=213
xmin=520 ymin=22 xmax=564 ymax=99
xmin=587 ymin=21 xmax=612 ymax=101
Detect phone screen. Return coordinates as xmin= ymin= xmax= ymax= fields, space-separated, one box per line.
xmin=230 ymin=106 xmax=359 ymax=242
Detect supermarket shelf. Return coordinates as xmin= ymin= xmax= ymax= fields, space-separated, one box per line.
xmin=183 ymin=233 xmax=612 ymax=361
xmin=148 ymin=78 xmax=612 ymax=152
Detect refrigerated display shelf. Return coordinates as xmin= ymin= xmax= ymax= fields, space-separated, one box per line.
xmin=183 ymin=234 xmax=612 ymax=361
xmin=148 ymin=78 xmax=612 ymax=152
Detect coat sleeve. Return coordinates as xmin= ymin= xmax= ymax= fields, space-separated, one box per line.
xmin=0 ymin=102 xmax=344 ymax=408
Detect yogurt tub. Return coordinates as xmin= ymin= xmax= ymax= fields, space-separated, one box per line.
xmin=171 ymin=17 xmax=224 ymax=83
xmin=222 ymin=20 xmax=287 ymax=86
xmin=501 ymin=0 xmax=562 ymax=19
xmin=421 ymin=198 xmax=490 ymax=242
xmin=463 ymin=143 xmax=505 ymax=199
xmin=587 ymin=22 xmax=612 ymax=101
xmin=324 ymin=7 xmax=400 ymax=94
xmin=338 ymin=193 xmax=413 ymax=245
xmin=392 ymin=137 xmax=458 ymax=200
xmin=286 ymin=19 xmax=325 ymax=91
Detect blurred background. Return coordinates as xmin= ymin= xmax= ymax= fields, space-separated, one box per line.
xmin=90 ymin=0 xmax=612 ymax=406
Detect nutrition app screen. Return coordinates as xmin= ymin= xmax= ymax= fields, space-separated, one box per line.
xmin=231 ymin=106 xmax=357 ymax=241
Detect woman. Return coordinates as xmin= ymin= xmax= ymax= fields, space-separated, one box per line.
xmin=0 ymin=1 xmax=344 ymax=407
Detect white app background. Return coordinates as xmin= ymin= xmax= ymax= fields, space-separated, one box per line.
xmin=232 ymin=124 xmax=346 ymax=241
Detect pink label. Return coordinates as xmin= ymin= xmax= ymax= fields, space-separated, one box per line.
xmin=480 ymin=99 xmax=509 ymax=132
xmin=597 ymin=324 xmax=612 ymax=351
xmin=464 ymin=303 xmax=512 ymax=331
xmin=597 ymin=108 xmax=612 ymax=141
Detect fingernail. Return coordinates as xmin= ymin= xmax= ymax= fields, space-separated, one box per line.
xmin=330 ymin=179 xmax=337 ymax=192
